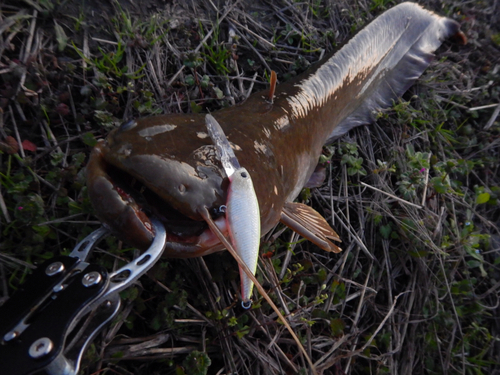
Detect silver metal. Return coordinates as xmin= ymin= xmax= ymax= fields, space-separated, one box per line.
xmin=29 ymin=337 xmax=54 ymax=358
xmin=44 ymin=354 xmax=74 ymax=375
xmin=3 ymin=331 xmax=17 ymax=342
xmin=46 ymin=261 xmax=65 ymax=276
xmin=82 ymin=271 xmax=102 ymax=287
xmin=53 ymin=284 xmax=65 ymax=293
xmin=69 ymin=227 xmax=109 ymax=261
xmin=100 ymin=218 xmax=166 ymax=300
xmin=65 ymin=294 xmax=121 ymax=375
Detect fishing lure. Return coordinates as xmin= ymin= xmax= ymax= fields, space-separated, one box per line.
xmin=205 ymin=114 xmax=260 ymax=308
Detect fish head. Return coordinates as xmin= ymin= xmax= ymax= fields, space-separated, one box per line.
xmin=86 ymin=115 xmax=231 ymax=256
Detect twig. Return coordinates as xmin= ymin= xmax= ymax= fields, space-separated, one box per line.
xmin=245 ymin=72 xmax=259 ymax=99
xmin=67 ymin=84 xmax=80 ymax=132
xmin=230 ymin=26 xmax=272 ymax=72
xmin=0 ymin=190 xmax=11 ymax=223
xmin=0 ymin=253 xmax=36 ymax=269
xmin=421 ymin=153 xmax=431 ymax=207
xmin=9 ymin=105 xmax=25 ymax=158
xmin=228 ymin=17 xmax=276 ymax=49
xmin=468 ymin=103 xmax=500 ymax=111
xmin=166 ymin=0 xmax=242 ymax=88
xmin=91 ymin=37 xmax=119 ymax=45
xmin=21 ymin=9 xmax=37 ymax=64
xmin=483 ymin=103 xmax=500 ymax=130
xmin=359 ymin=291 xmax=409 ymax=352
xmin=360 ymin=181 xmax=423 ymax=209
xmin=330 ymin=207 xmax=374 ymax=260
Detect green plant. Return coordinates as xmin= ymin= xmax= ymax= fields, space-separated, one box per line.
xmin=340 ymin=142 xmax=367 ymax=176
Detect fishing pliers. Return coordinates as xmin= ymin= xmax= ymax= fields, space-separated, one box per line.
xmin=0 ymin=218 xmax=166 ymax=375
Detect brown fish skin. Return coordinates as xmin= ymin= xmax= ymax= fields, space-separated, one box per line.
xmin=87 ymin=3 xmax=463 ymax=256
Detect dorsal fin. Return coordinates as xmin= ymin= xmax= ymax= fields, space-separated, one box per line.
xmin=280 ymin=202 xmax=341 ymax=253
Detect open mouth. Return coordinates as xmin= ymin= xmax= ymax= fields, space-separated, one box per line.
xmin=110 ymin=167 xmax=208 ymax=238
xmin=98 ymin=164 xmax=227 ymax=256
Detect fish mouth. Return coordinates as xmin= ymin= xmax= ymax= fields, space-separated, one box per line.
xmin=87 ymin=148 xmax=227 ymax=256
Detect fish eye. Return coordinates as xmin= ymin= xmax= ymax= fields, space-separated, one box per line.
xmin=119 ymin=119 xmax=137 ymax=132
xmin=241 ymin=172 xmax=248 ymax=178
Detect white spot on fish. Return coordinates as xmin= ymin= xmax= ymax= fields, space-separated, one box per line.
xmin=253 ymin=141 xmax=267 ymax=154
xmin=197 ymin=132 xmax=209 ymax=139
xmin=231 ymin=143 xmax=242 ymax=151
xmin=274 ymin=115 xmax=289 ymax=131
xmin=138 ymin=124 xmax=177 ymax=137
xmin=263 ymin=128 xmax=271 ymax=138
xmin=117 ymin=144 xmax=132 ymax=156
xmin=274 ymin=186 xmax=278 ymax=195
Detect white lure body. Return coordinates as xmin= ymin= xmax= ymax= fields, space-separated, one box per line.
xmin=205 ymin=114 xmax=261 ymax=307
xmin=226 ymin=168 xmax=261 ymax=306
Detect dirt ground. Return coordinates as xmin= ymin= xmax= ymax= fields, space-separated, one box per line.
xmin=1 ymin=0 xmax=500 ymax=374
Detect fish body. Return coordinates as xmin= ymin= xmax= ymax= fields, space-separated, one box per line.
xmin=87 ymin=3 xmax=463 ymax=257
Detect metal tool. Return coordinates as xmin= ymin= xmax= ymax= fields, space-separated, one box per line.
xmin=0 ymin=218 xmax=166 ymax=375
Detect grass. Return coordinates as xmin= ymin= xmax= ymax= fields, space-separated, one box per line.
xmin=1 ymin=0 xmax=499 ymax=374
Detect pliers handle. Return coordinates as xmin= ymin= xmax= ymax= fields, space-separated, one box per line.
xmin=0 ymin=218 xmax=166 ymax=375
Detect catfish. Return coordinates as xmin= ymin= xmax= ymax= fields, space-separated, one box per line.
xmin=87 ymin=2 xmax=464 ymax=260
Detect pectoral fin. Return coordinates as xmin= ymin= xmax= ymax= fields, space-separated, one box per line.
xmin=280 ymin=202 xmax=342 ymax=253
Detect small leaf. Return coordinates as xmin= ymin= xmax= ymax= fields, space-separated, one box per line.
xmin=56 ymin=103 xmax=70 ymax=116
xmin=476 ymin=192 xmax=490 ymax=204
xmin=182 ymin=351 xmax=211 ymax=375
xmin=213 ymin=87 xmax=224 ymax=99
xmin=184 ymin=75 xmax=195 ymax=86
xmin=0 ymin=136 xmax=19 ymax=154
xmin=190 ymin=101 xmax=203 ymax=114
xmin=380 ymin=224 xmax=392 ymax=239
xmin=54 ymin=21 xmax=68 ymax=51
xmin=431 ymin=177 xmax=447 ymax=194
xmin=317 ymin=268 xmax=327 ymax=283
xmin=201 ymin=75 xmax=210 ymax=88
xmin=466 ymin=260 xmax=482 ymax=269
xmin=330 ymin=318 xmax=345 ymax=336
xmin=81 ymin=132 xmax=97 ymax=147
xmin=22 ymin=139 xmax=37 ymax=152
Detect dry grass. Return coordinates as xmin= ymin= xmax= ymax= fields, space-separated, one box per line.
xmin=1 ymin=0 xmax=499 ymax=374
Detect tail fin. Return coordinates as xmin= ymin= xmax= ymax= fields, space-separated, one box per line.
xmin=329 ymin=3 xmax=463 ymax=140
xmin=286 ymin=3 xmax=464 ymax=142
